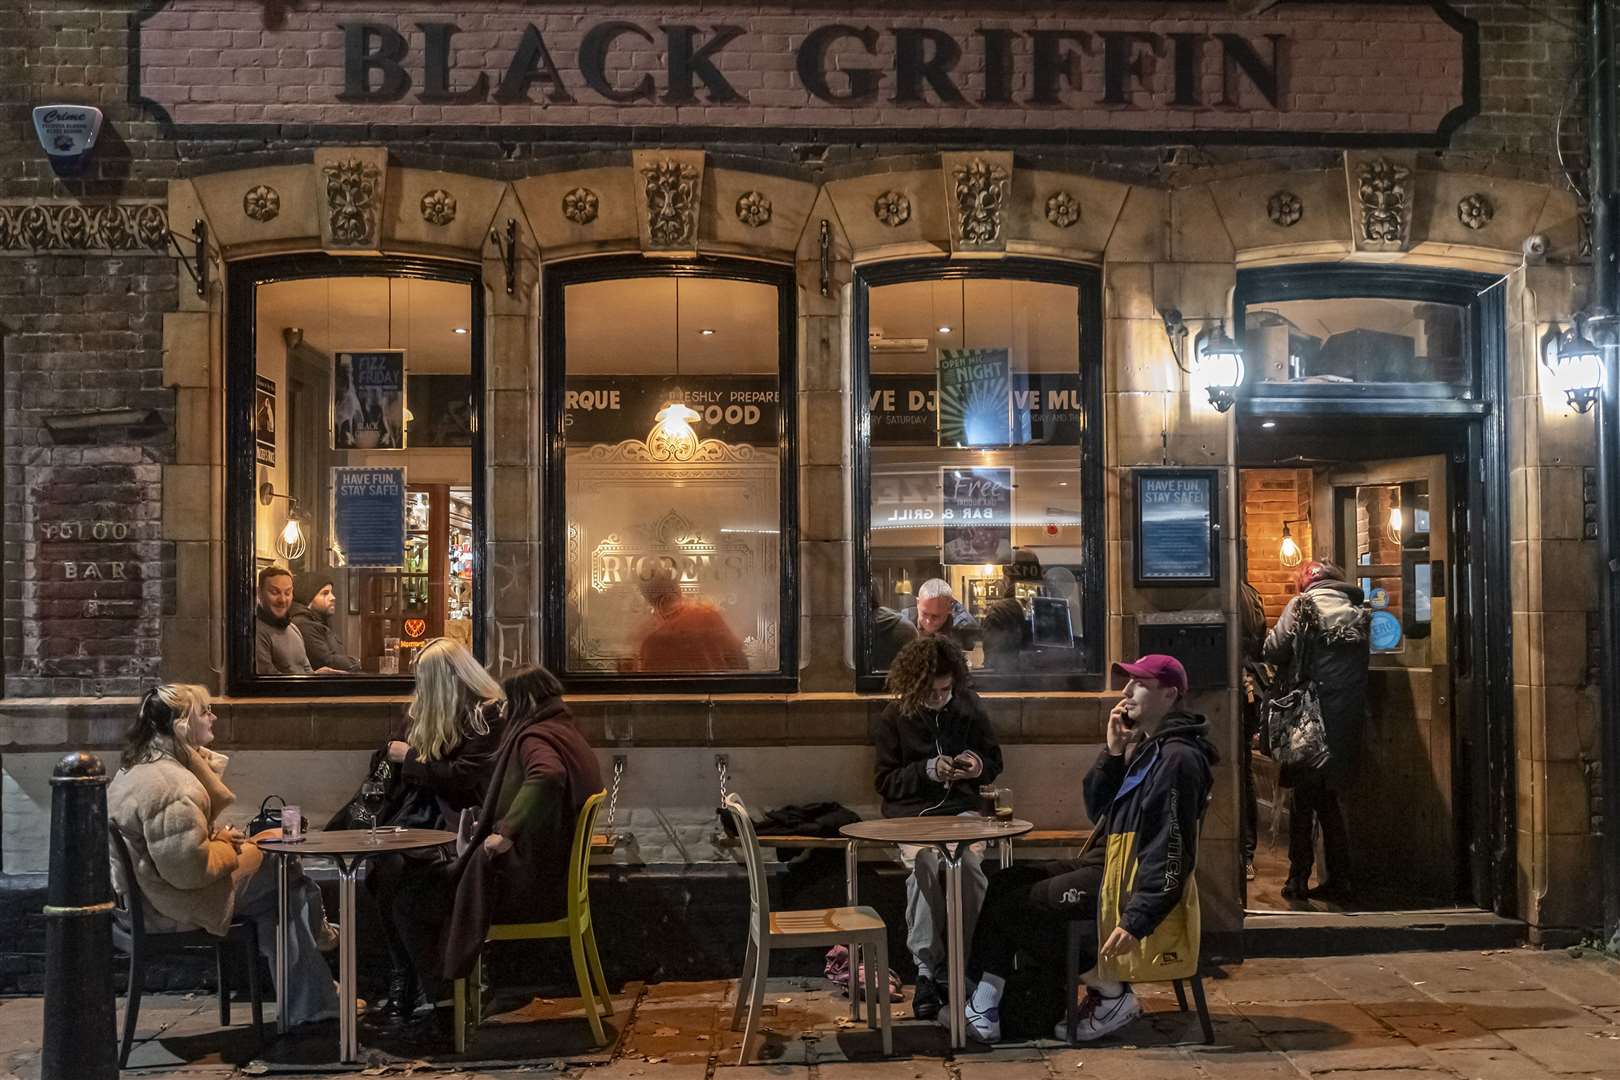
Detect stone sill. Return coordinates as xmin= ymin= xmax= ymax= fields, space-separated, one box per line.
xmin=0 ymin=691 xmax=1124 ymax=751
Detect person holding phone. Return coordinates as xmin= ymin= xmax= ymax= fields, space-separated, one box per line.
xmin=869 ymin=637 xmax=1004 ymax=1021
xmin=957 ymin=655 xmax=1216 ymax=1044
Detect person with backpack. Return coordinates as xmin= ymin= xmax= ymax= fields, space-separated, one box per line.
xmin=958 ymin=655 xmax=1216 ymax=1043
xmin=1264 ymin=560 xmax=1371 ymax=903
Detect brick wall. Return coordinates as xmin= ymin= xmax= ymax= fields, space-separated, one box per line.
xmin=1242 ymin=468 xmax=1314 ymax=625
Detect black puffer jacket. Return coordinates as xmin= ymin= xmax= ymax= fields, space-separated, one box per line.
xmin=1264 ymin=579 xmax=1371 ymax=784
xmin=870 ymin=690 xmax=1003 ymax=817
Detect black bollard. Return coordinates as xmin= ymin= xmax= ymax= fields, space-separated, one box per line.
xmin=42 ymin=751 xmax=118 ymax=1080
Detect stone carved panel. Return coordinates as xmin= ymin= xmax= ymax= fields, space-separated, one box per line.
xmin=736 ymin=191 xmax=772 ymax=228
xmin=0 ymin=201 xmax=168 ymax=253
xmin=1354 ymin=157 xmax=1413 ymax=252
xmin=419 ymin=188 xmax=456 ymax=227
xmin=321 ymin=156 xmax=383 ymax=246
xmin=243 ymin=185 xmax=280 ymax=222
xmin=1045 ymin=191 xmax=1080 ymax=228
xmin=952 ymin=158 xmax=1010 ymax=246
xmin=563 ymin=187 xmax=599 ymax=225
xmin=1267 ymin=190 xmax=1302 ymax=227
xmin=1457 ymin=193 xmax=1494 ymax=230
xmin=874 ymin=191 xmax=911 ymax=228
xmin=641 ymin=159 xmax=699 ymax=248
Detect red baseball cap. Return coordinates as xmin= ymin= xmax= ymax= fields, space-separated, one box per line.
xmin=1111 ymin=654 xmax=1189 ymax=694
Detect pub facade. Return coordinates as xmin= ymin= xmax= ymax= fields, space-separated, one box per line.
xmin=0 ymin=0 xmax=1608 ymax=984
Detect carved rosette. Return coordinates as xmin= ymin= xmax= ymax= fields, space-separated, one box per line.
xmin=1045 ymin=191 xmax=1080 ymax=228
xmin=735 ymin=191 xmax=772 ymax=228
xmin=1267 ymin=190 xmax=1303 ymax=227
xmin=1355 ymin=158 xmax=1412 ymax=251
xmin=953 ymin=158 xmax=1011 ymax=246
xmin=321 ymin=157 xmax=382 ymax=246
xmin=874 ymin=191 xmax=911 ymax=228
xmin=243 ymin=185 xmax=280 ymax=223
xmin=1457 ymin=193 xmax=1494 ymax=231
xmin=641 ymin=159 xmax=699 ymax=247
xmin=563 ymin=187 xmax=599 ymax=225
xmin=0 ymin=201 xmax=169 ymax=253
xmin=419 ymin=189 xmax=456 ymax=227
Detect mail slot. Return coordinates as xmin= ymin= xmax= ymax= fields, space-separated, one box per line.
xmin=1135 ymin=616 xmax=1228 ymax=690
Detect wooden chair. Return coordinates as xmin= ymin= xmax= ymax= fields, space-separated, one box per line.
xmin=720 ymin=793 xmax=892 ymax=1065
xmin=1063 ymin=922 xmax=1214 ymax=1045
xmin=452 ymin=790 xmax=613 ymax=1052
xmin=109 ymin=827 xmax=264 ymax=1068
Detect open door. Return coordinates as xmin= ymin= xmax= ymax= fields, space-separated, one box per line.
xmin=1312 ymin=454 xmax=1457 ymax=905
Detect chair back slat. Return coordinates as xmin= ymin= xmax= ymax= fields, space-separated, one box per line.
xmin=569 ymin=791 xmax=608 ymax=916
xmin=108 ymin=826 xmax=144 ymax=939
xmin=720 ymin=793 xmax=769 ymax=940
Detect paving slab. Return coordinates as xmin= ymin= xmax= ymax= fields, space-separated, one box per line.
xmin=1421 ymin=1047 xmax=1564 ymax=1080
xmin=1499 ymin=949 xmax=1620 ymax=1007
xmin=1387 ymin=952 xmax=1545 ymax=994
xmin=1431 ymin=988 xmax=1610 ymax=1030
xmin=1497 ymin=1024 xmax=1620 ymax=1073
xmin=1378 ymin=1011 xmax=1511 ymax=1050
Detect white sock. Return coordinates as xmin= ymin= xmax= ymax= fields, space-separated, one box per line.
xmin=1085 ymin=978 xmax=1125 ymax=998
xmin=970 ymin=973 xmax=1005 ymax=1012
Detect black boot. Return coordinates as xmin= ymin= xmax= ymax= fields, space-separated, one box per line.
xmin=1280 ymin=874 xmax=1311 ymax=902
xmin=382 ymin=964 xmax=419 ymax=1019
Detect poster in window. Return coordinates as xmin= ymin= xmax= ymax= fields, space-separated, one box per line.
xmin=333 ymin=349 xmax=405 ymax=450
xmin=405 ymin=374 xmax=473 ymax=448
xmin=941 ymin=467 xmax=1014 ymax=565
xmin=1134 ymin=469 xmax=1219 ymax=587
xmin=937 ymin=348 xmax=1014 ymax=447
xmin=331 ymin=466 xmax=406 ymax=568
xmin=563 ymin=376 xmax=780 ymax=447
xmin=870 ymin=373 xmax=1081 ymax=446
xmin=254 ymin=375 xmax=276 ymax=466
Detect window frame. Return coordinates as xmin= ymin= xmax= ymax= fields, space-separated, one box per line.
xmin=226 ymin=254 xmax=488 ymax=696
xmin=852 ymin=258 xmax=1106 ymax=693
xmin=541 ymin=255 xmax=800 ymax=693
xmin=1234 ymin=265 xmax=1490 ymax=402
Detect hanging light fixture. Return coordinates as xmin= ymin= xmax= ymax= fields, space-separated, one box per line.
xmin=1194 ymin=321 xmax=1246 ymax=413
xmin=1278 ymin=517 xmax=1305 ymax=568
xmin=1386 ymin=503 xmax=1404 ymax=545
xmin=1547 ymin=317 xmax=1606 ymax=414
xmin=259 ymin=482 xmax=307 ymax=562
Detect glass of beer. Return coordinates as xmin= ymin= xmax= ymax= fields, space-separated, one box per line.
xmin=994 ymin=787 xmax=1015 ymax=826
xmin=978 ymin=784 xmax=999 ymax=817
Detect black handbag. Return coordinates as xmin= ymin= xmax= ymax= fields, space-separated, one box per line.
xmin=1262 ymin=597 xmax=1332 ymax=774
xmin=248 ymin=794 xmax=305 ymax=836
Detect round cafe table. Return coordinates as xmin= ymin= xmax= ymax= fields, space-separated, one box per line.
xmin=840 ymin=816 xmax=1032 ymax=1049
xmin=256 ymin=828 xmax=456 ymax=1063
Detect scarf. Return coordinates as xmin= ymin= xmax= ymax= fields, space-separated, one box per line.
xmin=256 ymin=603 xmax=291 ymax=630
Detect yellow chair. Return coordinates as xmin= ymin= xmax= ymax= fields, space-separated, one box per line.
xmin=453 ymin=790 xmax=613 ymax=1052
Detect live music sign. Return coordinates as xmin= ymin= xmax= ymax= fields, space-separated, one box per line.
xmin=132 ymin=1 xmax=1476 ymax=145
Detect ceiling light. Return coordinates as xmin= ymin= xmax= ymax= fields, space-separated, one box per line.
xmin=699 ymin=328 xmax=716 ymax=336
xmin=1261 ymin=420 xmax=1276 ymax=429
xmin=453 ymin=327 xmax=468 ymax=335
xmin=937 ymin=325 xmax=953 ymax=334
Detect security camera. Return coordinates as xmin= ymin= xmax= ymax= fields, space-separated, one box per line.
xmin=1522 ymin=233 xmax=1549 ymax=263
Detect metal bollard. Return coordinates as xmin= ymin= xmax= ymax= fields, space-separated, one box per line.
xmin=42 ymin=751 xmax=118 ymax=1080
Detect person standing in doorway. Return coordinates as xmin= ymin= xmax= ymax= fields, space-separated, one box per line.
xmin=1238 ymin=567 xmax=1269 ymax=883
xmin=870 ymin=636 xmax=1003 ymax=1022
xmin=1264 ymin=560 xmax=1371 ymax=904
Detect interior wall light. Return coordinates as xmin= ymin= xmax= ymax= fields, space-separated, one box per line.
xmin=1278 ymin=517 xmax=1306 ymax=568
xmin=1546 ymin=312 xmax=1608 ymax=414
xmin=259 ymin=483 xmax=307 ymax=562
xmin=1387 ymin=504 xmax=1404 ymax=545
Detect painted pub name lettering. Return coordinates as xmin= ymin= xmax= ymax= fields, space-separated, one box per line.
xmin=343 ymin=22 xmax=1283 ymax=111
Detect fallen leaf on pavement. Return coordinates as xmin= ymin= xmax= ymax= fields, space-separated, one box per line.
xmin=651 ymin=1026 xmax=679 ymax=1037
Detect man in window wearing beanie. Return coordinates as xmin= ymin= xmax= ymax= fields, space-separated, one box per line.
xmin=957 ymin=654 xmax=1217 ymax=1044
xmin=290 ymin=573 xmax=361 ymax=673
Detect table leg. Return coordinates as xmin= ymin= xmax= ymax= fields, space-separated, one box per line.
xmin=338 ymin=861 xmax=359 ymax=1063
xmin=275 ymin=855 xmax=289 ymax=1035
xmin=944 ymin=848 xmax=965 ymax=1050
xmin=846 ymin=840 xmax=861 ymax=1022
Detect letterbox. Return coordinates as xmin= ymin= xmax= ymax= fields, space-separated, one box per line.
xmin=1135 ymin=611 xmax=1228 ymax=690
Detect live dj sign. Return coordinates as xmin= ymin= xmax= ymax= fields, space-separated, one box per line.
xmin=132 ymin=1 xmax=1476 ymax=145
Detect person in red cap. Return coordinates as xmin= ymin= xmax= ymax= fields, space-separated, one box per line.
xmin=957 ymin=653 xmax=1217 ymax=1044
xmin=1264 ymin=559 xmax=1371 ymax=904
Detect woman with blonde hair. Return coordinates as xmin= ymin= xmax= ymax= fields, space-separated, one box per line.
xmin=369 ymin=638 xmax=506 ymax=1026
xmin=108 ymin=684 xmax=340 ymax=1027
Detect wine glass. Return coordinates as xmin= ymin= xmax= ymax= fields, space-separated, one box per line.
xmin=360 ymin=779 xmax=387 ymax=843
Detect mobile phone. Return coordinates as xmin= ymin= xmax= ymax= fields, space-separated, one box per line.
xmin=1115 ymin=700 xmax=1137 ymax=729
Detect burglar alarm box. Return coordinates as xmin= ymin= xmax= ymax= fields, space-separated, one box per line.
xmin=1135 ymin=611 xmax=1227 ymax=689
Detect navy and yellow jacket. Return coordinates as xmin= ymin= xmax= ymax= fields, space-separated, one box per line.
xmin=1083 ymin=710 xmax=1217 ymax=981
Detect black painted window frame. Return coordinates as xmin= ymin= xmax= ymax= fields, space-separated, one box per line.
xmin=852 ymin=258 xmax=1107 ymax=693
xmin=225 ymin=254 xmax=488 ymax=696
xmin=540 ymin=256 xmax=800 ymax=693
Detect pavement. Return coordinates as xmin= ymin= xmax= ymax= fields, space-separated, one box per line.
xmin=3 ymin=946 xmax=1620 ymax=1079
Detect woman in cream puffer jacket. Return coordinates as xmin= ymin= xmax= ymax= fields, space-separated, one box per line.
xmin=108 ymin=685 xmax=340 ymax=1026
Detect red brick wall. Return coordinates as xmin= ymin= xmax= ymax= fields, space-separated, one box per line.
xmin=1242 ymin=468 xmax=1314 ymax=625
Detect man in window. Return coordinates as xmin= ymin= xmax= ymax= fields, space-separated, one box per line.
xmin=634 ymin=566 xmax=747 ymax=673
xmin=255 ymin=566 xmax=313 ymax=674
xmin=902 ymin=578 xmax=981 ymax=654
xmin=290 ymin=574 xmax=361 ymax=673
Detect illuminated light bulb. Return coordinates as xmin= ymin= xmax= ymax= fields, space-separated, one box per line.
xmin=655 ymin=401 xmax=701 ymax=440
xmin=275 ymin=516 xmax=307 ymax=561
xmin=1387 ymin=505 xmax=1403 ymax=544
xmin=1278 ymin=524 xmax=1302 ymax=568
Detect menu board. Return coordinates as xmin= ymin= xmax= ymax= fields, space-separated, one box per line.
xmin=1134 ymin=469 xmax=1219 ymax=586
xmin=941 ymin=466 xmax=1014 ymax=565
xmin=332 ymin=466 xmax=406 ymax=568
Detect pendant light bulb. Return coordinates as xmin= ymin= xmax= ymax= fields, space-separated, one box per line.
xmin=1278 ymin=523 xmax=1303 ymax=568
xmin=1387 ymin=505 xmax=1403 ymax=544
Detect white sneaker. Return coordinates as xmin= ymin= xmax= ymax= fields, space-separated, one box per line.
xmin=933 ymin=1000 xmax=1001 ymax=1044
xmin=1055 ymin=988 xmax=1141 ymax=1042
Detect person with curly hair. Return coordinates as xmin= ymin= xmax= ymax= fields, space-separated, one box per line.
xmin=869 ymin=636 xmax=1003 ymax=1022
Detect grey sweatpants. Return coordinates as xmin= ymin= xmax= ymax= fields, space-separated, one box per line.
xmin=895 ymin=816 xmax=988 ymax=981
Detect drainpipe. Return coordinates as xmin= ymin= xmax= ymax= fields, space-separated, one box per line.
xmin=1588 ymin=0 xmax=1620 ymax=954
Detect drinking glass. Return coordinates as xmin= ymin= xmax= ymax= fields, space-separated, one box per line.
xmin=994 ymin=786 xmax=1015 ymax=826
xmin=360 ymin=780 xmax=387 ymax=843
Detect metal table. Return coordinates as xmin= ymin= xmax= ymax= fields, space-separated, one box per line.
xmin=840 ymin=816 xmax=1032 ymax=1049
xmin=257 ymin=828 xmax=456 ymax=1063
